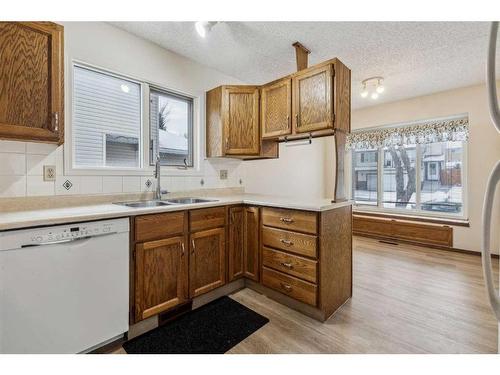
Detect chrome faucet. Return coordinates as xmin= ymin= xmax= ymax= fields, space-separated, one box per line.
xmin=154 ymin=154 xmax=168 ymax=200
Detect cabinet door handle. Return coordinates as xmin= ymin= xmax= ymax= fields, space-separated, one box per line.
xmin=280 ymin=217 xmax=294 ymax=224
xmin=281 ymin=262 xmax=293 ymax=269
xmin=295 ymin=113 xmax=299 ymax=127
xmin=280 ymin=239 xmax=293 ymax=246
xmin=280 ymin=283 xmax=292 ymax=292
xmin=53 ymin=112 xmax=59 ymax=132
xmin=191 ymin=239 xmax=196 ymax=254
xmin=287 ymin=115 xmax=290 ymax=127
xmin=225 ymin=137 xmax=229 ymax=150
xmin=181 ymin=242 xmax=185 ymax=256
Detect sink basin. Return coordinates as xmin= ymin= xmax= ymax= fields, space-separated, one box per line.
xmin=114 ymin=200 xmax=173 ymax=208
xmin=164 ymin=197 xmax=218 ymax=204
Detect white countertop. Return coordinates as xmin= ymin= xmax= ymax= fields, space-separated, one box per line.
xmin=0 ymin=193 xmax=352 ymax=231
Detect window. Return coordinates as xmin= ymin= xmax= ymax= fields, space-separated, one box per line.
xmin=150 ymin=88 xmax=193 ymax=167
xmin=73 ymin=65 xmax=142 ymax=168
xmin=352 ymin=149 xmax=378 ymax=206
xmin=349 ymin=116 xmax=468 ymax=218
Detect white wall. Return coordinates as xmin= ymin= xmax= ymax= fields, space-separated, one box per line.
xmin=351 ymin=82 xmax=500 ymax=254
xmin=0 ymin=22 xmax=245 ymax=198
xmin=245 ymin=136 xmax=336 ymax=198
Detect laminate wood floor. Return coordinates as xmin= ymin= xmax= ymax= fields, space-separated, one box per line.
xmin=116 ymin=236 xmax=499 ymax=354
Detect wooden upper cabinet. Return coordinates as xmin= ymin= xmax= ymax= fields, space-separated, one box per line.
xmin=134 ymin=236 xmax=188 ymax=322
xmin=206 ymin=85 xmax=278 ymax=159
xmin=189 ymin=227 xmax=226 ymax=298
xmin=228 ymin=206 xmax=245 ymax=282
xmin=292 ymin=64 xmax=333 ymax=134
xmin=0 ymin=22 xmax=64 ymax=144
xmin=243 ymin=206 xmax=260 ymax=281
xmin=223 ymin=86 xmax=260 ymax=155
xmin=261 ymin=79 xmax=292 ymax=139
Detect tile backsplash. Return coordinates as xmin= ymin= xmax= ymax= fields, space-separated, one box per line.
xmin=0 ymin=140 xmax=245 ymax=198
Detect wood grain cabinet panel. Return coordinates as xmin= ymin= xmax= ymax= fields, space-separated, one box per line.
xmin=262 ymin=207 xmax=318 ymax=235
xmin=134 ymin=236 xmax=188 ymax=321
xmin=292 ymin=64 xmax=333 ymax=134
xmin=223 ymin=86 xmax=260 ymax=155
xmin=189 ymin=207 xmax=226 ymax=232
xmin=262 ymin=267 xmax=317 ymax=306
xmin=228 ymin=206 xmax=245 ymax=281
xmin=189 ymin=227 xmax=226 ymax=298
xmin=262 ymin=226 xmax=318 ymax=259
xmin=0 ymin=22 xmax=64 ymax=144
xmin=262 ymin=247 xmax=317 ymax=283
xmin=135 ymin=211 xmax=186 ymax=242
xmin=261 ymin=79 xmax=292 ymax=139
xmin=243 ymin=207 xmax=260 ymax=281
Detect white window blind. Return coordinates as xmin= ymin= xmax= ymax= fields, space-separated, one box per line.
xmin=73 ymin=65 xmax=142 ymax=168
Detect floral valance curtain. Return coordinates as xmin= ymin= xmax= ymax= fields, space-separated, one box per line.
xmin=346 ymin=116 xmax=469 ymax=150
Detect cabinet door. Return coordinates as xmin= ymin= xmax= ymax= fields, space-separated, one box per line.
xmin=0 ymin=22 xmax=63 ymax=144
xmin=261 ymin=79 xmax=292 ymax=139
xmin=189 ymin=227 xmax=226 ymax=297
xmin=134 ymin=236 xmax=188 ymax=322
xmin=228 ymin=206 xmax=244 ymax=281
xmin=292 ymin=64 xmax=333 ymax=134
xmin=223 ymin=86 xmax=260 ymax=155
xmin=244 ymin=207 xmax=260 ymax=281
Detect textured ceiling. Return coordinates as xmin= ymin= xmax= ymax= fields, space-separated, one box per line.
xmin=110 ymin=22 xmax=495 ymax=109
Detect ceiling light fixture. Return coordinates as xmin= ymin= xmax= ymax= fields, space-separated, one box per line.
xmin=360 ymin=76 xmax=385 ymax=100
xmin=195 ymin=21 xmax=218 ymax=38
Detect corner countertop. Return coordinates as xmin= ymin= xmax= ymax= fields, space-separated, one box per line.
xmin=0 ymin=193 xmax=353 ymax=231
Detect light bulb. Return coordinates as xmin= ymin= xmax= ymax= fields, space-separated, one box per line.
xmin=376 ymin=85 xmax=385 ymax=94
xmin=371 ymin=92 xmax=379 ymax=100
xmin=360 ymin=84 xmax=368 ymax=98
xmin=195 ymin=21 xmax=208 ymax=38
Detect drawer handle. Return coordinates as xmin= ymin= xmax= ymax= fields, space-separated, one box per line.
xmin=191 ymin=239 xmax=196 ymax=254
xmin=281 ymin=262 xmax=293 ymax=269
xmin=280 ymin=239 xmax=293 ymax=246
xmin=280 ymin=283 xmax=293 ymax=292
xmin=280 ymin=217 xmax=294 ymax=224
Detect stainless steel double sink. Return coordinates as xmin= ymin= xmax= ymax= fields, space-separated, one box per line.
xmin=114 ymin=197 xmax=218 ymax=208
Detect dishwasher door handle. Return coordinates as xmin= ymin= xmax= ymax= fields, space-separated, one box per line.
xmin=21 ymin=232 xmax=118 ymax=248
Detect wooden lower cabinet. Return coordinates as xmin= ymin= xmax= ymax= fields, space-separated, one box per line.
xmin=189 ymin=227 xmax=226 ymax=298
xmin=134 ymin=236 xmax=188 ymax=322
xmin=228 ymin=206 xmax=245 ymax=281
xmin=243 ymin=207 xmax=260 ymax=281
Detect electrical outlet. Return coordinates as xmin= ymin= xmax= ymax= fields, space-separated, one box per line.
xmin=43 ymin=165 xmax=56 ymax=181
xmin=219 ymin=170 xmax=228 ymax=180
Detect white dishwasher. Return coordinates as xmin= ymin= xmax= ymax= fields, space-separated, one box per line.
xmin=0 ymin=218 xmax=129 ymax=353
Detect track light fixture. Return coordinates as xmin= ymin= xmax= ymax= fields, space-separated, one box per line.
xmin=360 ymin=76 xmax=385 ymax=100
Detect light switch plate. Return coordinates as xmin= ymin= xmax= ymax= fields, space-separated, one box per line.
xmin=43 ymin=165 xmax=56 ymax=181
xmin=219 ymin=170 xmax=228 ymax=180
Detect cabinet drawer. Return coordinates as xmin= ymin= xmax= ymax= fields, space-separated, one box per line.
xmin=189 ymin=207 xmax=226 ymax=232
xmin=262 ymin=207 xmax=317 ymax=234
xmin=262 ymin=267 xmax=317 ymax=306
xmin=263 ymin=247 xmax=317 ymax=283
xmin=262 ymin=226 xmax=317 ymax=259
xmin=135 ymin=211 xmax=186 ymax=242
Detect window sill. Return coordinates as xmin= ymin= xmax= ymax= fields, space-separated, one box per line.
xmin=353 ymin=209 xmax=470 ymax=227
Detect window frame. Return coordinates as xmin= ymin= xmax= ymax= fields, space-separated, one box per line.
xmin=65 ymin=60 xmax=204 ymax=177
xmin=148 ymin=86 xmax=194 ymax=168
xmin=351 ymin=140 xmax=468 ymax=221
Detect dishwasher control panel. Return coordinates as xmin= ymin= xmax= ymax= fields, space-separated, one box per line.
xmin=0 ymin=218 xmax=130 ymax=251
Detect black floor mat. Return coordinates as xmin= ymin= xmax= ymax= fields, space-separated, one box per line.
xmin=123 ymin=296 xmax=269 ymax=354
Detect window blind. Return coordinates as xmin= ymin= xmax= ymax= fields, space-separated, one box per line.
xmin=73 ymin=65 xmax=142 ymax=168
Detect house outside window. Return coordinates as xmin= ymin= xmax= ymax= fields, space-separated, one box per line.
xmin=348 ymin=116 xmax=468 ymax=219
